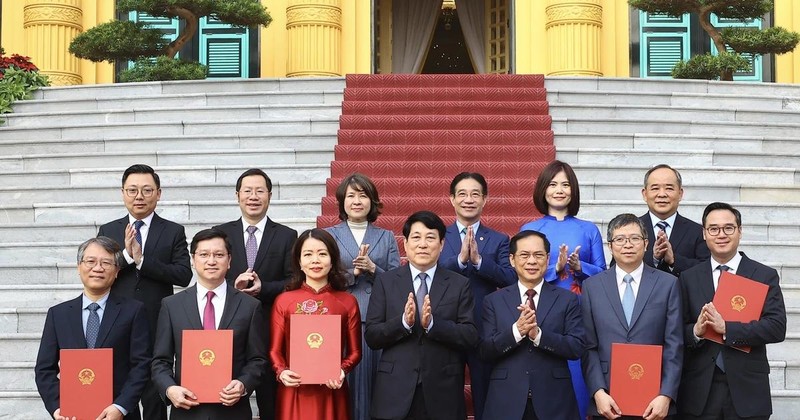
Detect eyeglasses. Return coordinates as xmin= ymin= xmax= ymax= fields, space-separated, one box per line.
xmin=705 ymin=225 xmax=739 ymax=236
xmin=123 ymin=187 xmax=157 ymax=197
xmin=194 ymin=252 xmax=229 ymax=261
xmin=611 ymin=235 xmax=645 ymax=246
xmin=514 ymin=252 xmax=548 ymax=261
xmin=80 ymin=259 xmax=117 ymax=270
xmin=455 ymin=191 xmax=484 ymax=200
xmin=238 ymin=188 xmax=270 ymax=197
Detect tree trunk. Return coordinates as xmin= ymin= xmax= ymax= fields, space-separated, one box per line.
xmin=164 ymin=7 xmax=198 ymax=59
xmin=698 ymin=7 xmax=733 ymax=81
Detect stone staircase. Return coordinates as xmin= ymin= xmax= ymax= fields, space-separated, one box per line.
xmin=0 ymin=75 xmax=799 ymax=418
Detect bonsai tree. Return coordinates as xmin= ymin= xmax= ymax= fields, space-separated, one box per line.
xmin=69 ymin=0 xmax=272 ymax=81
xmin=629 ymin=0 xmax=800 ymax=81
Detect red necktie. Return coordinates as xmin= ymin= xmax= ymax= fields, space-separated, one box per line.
xmin=525 ymin=289 xmax=537 ymax=312
xmin=203 ymin=291 xmax=216 ymax=330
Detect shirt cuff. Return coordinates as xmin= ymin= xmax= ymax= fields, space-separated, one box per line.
xmin=426 ymin=317 xmax=433 ymax=333
xmin=512 ymin=322 xmax=524 ymax=343
xmin=473 ymin=256 xmax=482 ymax=271
xmin=113 ymin=404 xmax=128 ymax=416
xmin=530 ymin=328 xmax=542 ymax=346
xmin=135 ymin=255 xmax=144 ymax=270
xmin=123 ymin=248 xmax=134 ymax=265
xmin=457 ymin=259 xmax=467 ymax=270
xmin=402 ymin=313 xmax=412 ymax=331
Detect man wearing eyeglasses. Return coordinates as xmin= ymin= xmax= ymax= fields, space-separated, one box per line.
xmin=98 ymin=164 xmax=192 ymax=420
xmin=677 ymin=202 xmax=786 ymax=420
xmin=213 ymin=168 xmax=297 ymax=419
xmin=582 ymin=213 xmax=682 ymax=420
xmin=438 ymin=172 xmax=517 ymax=420
xmin=35 ymin=237 xmax=151 ymax=420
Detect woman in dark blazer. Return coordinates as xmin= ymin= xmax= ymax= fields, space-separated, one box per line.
xmin=325 ymin=173 xmax=400 ymax=420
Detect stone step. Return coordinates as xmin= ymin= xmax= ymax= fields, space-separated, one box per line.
xmin=546 ymin=76 xmax=800 ymax=98
xmin=30 ymin=78 xmax=346 ymax=101
xmin=0 ymin=164 xmax=330 ymax=189
xmin=0 ymin=362 xmax=35 ymax=391
xmin=767 ymin=333 xmax=800 ymax=362
xmin=556 ymin=132 xmax=800 ymax=154
xmin=571 ymin=165 xmax=797 ymax=187
xmin=13 ymin=90 xmax=344 ymax=113
xmin=548 ymin=89 xmax=796 ymax=111
xmin=0 ymin=333 xmax=41 ymax=362
xmin=0 ymin=391 xmax=49 ymax=419
xmin=0 ymin=117 xmax=339 ymax=141
xmin=2 ymin=104 xmax=342 ymax=128
xmin=0 ymin=134 xmax=338 ymax=156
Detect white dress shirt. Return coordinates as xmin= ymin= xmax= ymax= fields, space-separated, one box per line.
xmin=616 ymin=262 xmax=645 ymax=302
xmin=455 ymin=220 xmax=483 ymax=270
xmin=402 ymin=264 xmax=436 ymax=331
xmin=512 ymin=280 xmax=543 ymax=345
xmin=196 ymin=282 xmax=228 ymax=329
xmin=241 ymin=216 xmax=268 ymax=250
xmin=710 ymin=252 xmax=742 ymax=291
xmin=125 ymin=211 xmax=155 ymax=268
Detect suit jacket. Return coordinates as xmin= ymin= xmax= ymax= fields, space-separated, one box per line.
xmin=35 ymin=293 xmax=151 ymax=419
xmin=581 ymin=265 xmax=683 ymax=416
xmin=439 ymin=222 xmax=517 ymax=329
xmin=641 ymin=212 xmax=710 ymax=276
xmin=214 ymin=217 xmax=297 ymax=309
xmin=480 ymin=282 xmax=585 ymax=420
xmin=678 ymin=253 xmax=786 ymax=418
xmin=151 ymin=285 xmax=268 ymax=419
xmin=98 ymin=213 xmax=192 ymax=336
xmin=325 ymin=221 xmax=401 ymax=321
xmin=365 ymin=265 xmax=479 ymax=420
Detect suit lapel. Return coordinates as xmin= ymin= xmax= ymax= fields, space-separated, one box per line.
xmin=536 ymin=282 xmax=558 ymax=325
xmin=363 ymin=223 xmax=383 ymax=258
xmin=143 ymin=213 xmax=164 ymax=257
xmin=180 ymin=287 xmax=203 ymax=330
xmin=445 ymin=224 xmax=462 ymax=258
xmin=229 ymin=219 xmax=248 ymax=273
xmin=254 ymin=218 xmax=276 ymax=270
xmin=640 ymin=214 xmax=656 ymax=263
xmin=600 ymin=271 xmax=629 ymax=329
xmin=95 ymin=294 xmax=121 ymax=347
xmin=629 ymin=267 xmax=657 ymax=329
xmin=475 ymin=224 xmax=490 ymax=255
xmin=333 ymin=223 xmax=359 ymax=261
xmin=218 ymin=286 xmax=241 ymax=329
xmin=501 ymin=285 xmax=522 ymax=322
xmin=68 ymin=295 xmax=88 ymax=349
xmin=668 ymin=214 xmax=689 ymax=251
xmin=735 ymin=253 xmax=757 ymax=280
xmin=429 ymin=267 xmax=451 ymax=309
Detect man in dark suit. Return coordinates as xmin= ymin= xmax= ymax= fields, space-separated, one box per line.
xmin=439 ymin=172 xmax=517 ymax=420
xmin=678 ymin=202 xmax=786 ymax=420
xmin=582 ymin=213 xmax=682 ymax=420
xmin=213 ymin=168 xmax=297 ymax=418
xmin=151 ymin=228 xmax=268 ymax=419
xmin=366 ymin=211 xmax=479 ymax=420
xmin=640 ymin=164 xmax=709 ymax=276
xmin=98 ymin=164 xmax=192 ymax=420
xmin=481 ymin=230 xmax=585 ymax=420
xmin=35 ymin=237 xmax=151 ymax=420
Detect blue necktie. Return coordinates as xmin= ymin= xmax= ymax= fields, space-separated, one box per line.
xmin=622 ymin=274 xmax=635 ymax=327
xmin=86 ymin=302 xmax=100 ymax=348
xmin=133 ymin=220 xmax=144 ymax=246
xmin=416 ymin=273 xmax=429 ymax=316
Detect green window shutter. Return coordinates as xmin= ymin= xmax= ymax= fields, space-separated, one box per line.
xmin=199 ymin=17 xmax=250 ymax=78
xmin=710 ymin=14 xmax=763 ymax=82
xmin=639 ymin=11 xmax=690 ymax=78
xmin=127 ymin=11 xmax=180 ymax=64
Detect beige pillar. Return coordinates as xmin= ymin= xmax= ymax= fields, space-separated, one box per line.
xmin=545 ymin=0 xmax=603 ymax=76
xmin=286 ymin=0 xmax=342 ymax=77
xmin=23 ymin=0 xmax=83 ymax=85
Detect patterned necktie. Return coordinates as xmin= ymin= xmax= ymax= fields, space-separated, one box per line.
xmin=86 ymin=303 xmax=101 ymax=348
xmin=714 ymin=265 xmax=729 ymax=372
xmin=525 ymin=289 xmax=537 ymax=312
xmin=653 ymin=221 xmax=669 ymax=265
xmin=622 ymin=274 xmax=635 ymax=327
xmin=416 ymin=273 xmax=429 ymax=315
xmin=245 ymin=225 xmax=258 ymax=269
xmin=133 ymin=220 xmax=144 ymax=246
xmin=203 ymin=291 xmax=216 ymax=330
xmin=460 ymin=227 xmax=467 ymax=242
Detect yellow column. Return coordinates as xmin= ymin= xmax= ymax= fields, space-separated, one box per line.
xmin=774 ymin=0 xmax=800 ymax=84
xmin=286 ymin=0 xmax=342 ymax=77
xmin=545 ymin=0 xmax=603 ymax=76
xmin=23 ymin=0 xmax=83 ymax=86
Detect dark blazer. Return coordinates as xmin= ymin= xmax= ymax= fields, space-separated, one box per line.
xmin=151 ymin=285 xmax=268 ymax=419
xmin=439 ymin=222 xmax=516 ymax=327
xmin=325 ymin=221 xmax=401 ymax=321
xmin=365 ymin=265 xmax=479 ymax=420
xmin=214 ymin=217 xmax=297 ymax=309
xmin=35 ymin=293 xmax=151 ymax=419
xmin=641 ymin=212 xmax=710 ymax=276
xmin=98 ymin=213 xmax=192 ymax=336
xmin=480 ymin=282 xmax=585 ymax=420
xmin=581 ymin=265 xmax=683 ymax=417
xmin=678 ymin=253 xmax=786 ymax=418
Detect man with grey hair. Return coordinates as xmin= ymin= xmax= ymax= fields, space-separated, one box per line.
xmin=35 ymin=237 xmax=152 ymax=420
xmin=640 ymin=164 xmax=709 ymax=276
xmin=582 ymin=213 xmax=683 ymax=420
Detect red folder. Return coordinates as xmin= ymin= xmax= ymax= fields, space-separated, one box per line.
xmin=703 ymin=271 xmax=768 ymax=353
xmin=289 ymin=314 xmax=341 ymax=385
xmin=181 ymin=329 xmax=233 ymax=403
xmin=610 ymin=343 xmax=662 ymax=416
xmin=60 ymin=348 xmax=113 ymax=419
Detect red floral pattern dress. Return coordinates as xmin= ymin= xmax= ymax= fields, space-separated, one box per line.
xmin=270 ymin=283 xmax=362 ymax=420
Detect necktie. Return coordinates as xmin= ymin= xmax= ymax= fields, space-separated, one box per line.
xmin=416 ymin=273 xmax=429 ymax=315
xmin=622 ymin=274 xmax=635 ymax=327
xmin=460 ymin=227 xmax=467 ymax=242
xmin=715 ymin=265 xmax=729 ymax=372
xmin=245 ymin=225 xmax=258 ymax=269
xmin=203 ymin=291 xmax=216 ymax=330
xmin=133 ymin=220 xmax=144 ymax=246
xmin=86 ymin=303 xmax=100 ymax=349
xmin=716 ymin=264 xmax=730 ymax=291
xmin=525 ymin=289 xmax=537 ymax=312
xmin=653 ymin=221 xmax=669 ymax=265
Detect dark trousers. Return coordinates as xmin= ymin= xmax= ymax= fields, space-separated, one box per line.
xmin=468 ymin=352 xmax=490 ymax=420
xmin=255 ymin=374 xmax=276 ymax=420
xmin=522 ymin=397 xmax=539 ymax=420
xmin=402 ymin=384 xmax=432 ymax=420
xmin=141 ymin=379 xmax=167 ymax=420
xmin=680 ymin=367 xmax=769 ymax=420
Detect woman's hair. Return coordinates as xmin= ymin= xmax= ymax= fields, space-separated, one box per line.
xmin=532 ymin=160 xmax=581 ymax=216
xmin=286 ymin=228 xmax=348 ymax=291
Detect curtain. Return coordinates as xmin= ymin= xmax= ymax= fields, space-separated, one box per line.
xmin=392 ymin=0 xmax=444 ymax=73
xmin=454 ymin=0 xmax=486 ymax=74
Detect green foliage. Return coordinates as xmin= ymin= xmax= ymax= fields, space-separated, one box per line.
xmin=628 ymin=0 xmax=772 ymax=20
xmin=119 ymin=56 xmax=207 ymax=82
xmin=70 ymin=21 xmax=167 ymax=63
xmin=672 ymin=52 xmax=751 ymax=80
xmin=117 ymin=0 xmax=272 ymax=26
xmin=0 ymin=67 xmax=50 ymax=121
xmin=723 ymin=27 xmax=800 ymax=55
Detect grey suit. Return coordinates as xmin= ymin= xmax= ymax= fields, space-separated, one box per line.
xmin=581 ymin=265 xmax=683 ymax=416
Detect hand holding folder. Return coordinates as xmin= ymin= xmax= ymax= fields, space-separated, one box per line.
xmin=701 ymin=271 xmax=768 ymax=353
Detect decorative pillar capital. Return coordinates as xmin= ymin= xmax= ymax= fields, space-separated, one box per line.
xmin=24 ymin=0 xmax=83 ymax=85
xmin=286 ymin=0 xmax=343 ymax=77
xmin=545 ymin=0 xmax=603 ymax=76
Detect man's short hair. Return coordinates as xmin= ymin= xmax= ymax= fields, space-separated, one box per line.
xmin=77 ymin=236 xmax=125 ymax=268
xmin=606 ymin=213 xmax=648 ymax=242
xmin=510 ymin=230 xmax=551 ymax=255
xmin=533 ymin=160 xmax=581 ymax=216
xmin=643 ymin=164 xmax=683 ymax=189
xmin=236 ymin=168 xmax=273 ymax=192
xmin=449 ymin=172 xmax=488 ymax=196
xmin=402 ymin=211 xmax=446 ymax=241
xmin=702 ymin=202 xmax=742 ymax=227
xmin=190 ymin=228 xmax=232 ymax=255
xmin=122 ymin=164 xmax=160 ymax=189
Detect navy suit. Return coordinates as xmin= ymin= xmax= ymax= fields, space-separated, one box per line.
xmin=366 ymin=265 xmax=479 ymax=420
xmin=35 ymin=293 xmax=151 ymax=419
xmin=151 ymin=285 xmax=268 ymax=419
xmin=678 ymin=253 xmax=786 ymax=418
xmin=641 ymin=212 xmax=709 ymax=276
xmin=581 ymin=266 xmax=683 ymax=417
xmin=480 ymin=282 xmax=585 ymax=420
xmin=439 ymin=222 xmax=516 ymax=419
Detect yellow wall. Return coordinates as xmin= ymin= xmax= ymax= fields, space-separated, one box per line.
xmin=774 ymin=0 xmax=800 ymax=84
